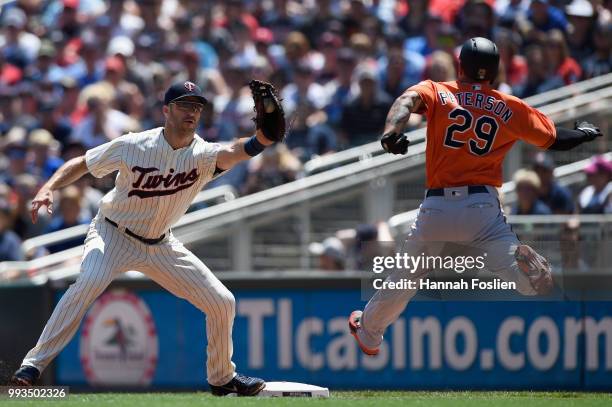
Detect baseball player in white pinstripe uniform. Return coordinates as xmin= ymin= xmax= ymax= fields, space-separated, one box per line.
xmin=11 ymin=81 xmax=277 ymax=396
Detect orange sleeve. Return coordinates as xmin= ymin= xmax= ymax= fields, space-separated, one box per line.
xmin=409 ymin=80 xmax=437 ymax=117
xmin=516 ymin=101 xmax=557 ymax=149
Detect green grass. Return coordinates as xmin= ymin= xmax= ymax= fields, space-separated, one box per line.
xmin=2 ymin=392 xmax=612 ymax=407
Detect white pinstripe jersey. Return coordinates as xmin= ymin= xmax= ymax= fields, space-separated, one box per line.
xmin=85 ymin=127 xmax=220 ymax=238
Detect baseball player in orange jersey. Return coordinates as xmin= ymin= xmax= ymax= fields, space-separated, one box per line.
xmin=349 ymin=37 xmax=603 ymax=356
xmin=11 ymin=81 xmax=284 ymax=396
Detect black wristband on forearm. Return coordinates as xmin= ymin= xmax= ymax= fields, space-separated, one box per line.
xmin=548 ymin=126 xmax=591 ymax=151
xmin=244 ymin=134 xmax=266 ymax=156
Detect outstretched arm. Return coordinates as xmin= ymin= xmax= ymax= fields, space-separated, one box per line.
xmin=216 ymin=130 xmax=274 ymax=171
xmin=381 ymin=90 xmax=424 ymax=155
xmin=31 ymin=155 xmax=89 ymax=223
xmin=547 ymin=121 xmax=603 ymax=151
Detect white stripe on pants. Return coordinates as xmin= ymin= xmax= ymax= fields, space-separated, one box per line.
xmin=22 ymin=216 xmax=236 ymax=386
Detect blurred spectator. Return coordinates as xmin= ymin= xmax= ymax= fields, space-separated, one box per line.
xmin=0 ymin=53 xmax=22 ymax=88
xmin=398 ymin=0 xmax=430 ymax=38
xmin=281 ymin=62 xmax=331 ymax=157
xmin=171 ymin=16 xmax=217 ymax=70
xmin=0 ymin=7 xmax=40 ymax=67
xmin=27 ymin=129 xmax=64 ymax=180
xmin=12 ymin=82 xmax=39 ymax=130
xmin=559 ymin=217 xmax=589 ymax=273
xmin=309 ymin=237 xmax=347 ymax=271
xmin=582 ymin=22 xmax=612 ymax=79
xmin=578 ymin=156 xmax=612 ymax=214
xmin=57 ymin=139 xmax=102 ymax=220
xmin=340 ymin=63 xmax=393 ymax=147
xmin=493 ymin=56 xmax=514 ymax=94
xmin=348 ymin=33 xmax=375 ymax=62
xmin=528 ymin=0 xmax=569 ymax=34
xmin=213 ymin=59 xmax=254 ymax=142
xmin=114 ymin=79 xmax=147 ymax=124
xmin=229 ymin=20 xmax=260 ymax=67
xmin=74 ymin=33 xmax=104 ymax=88
xmin=456 ymin=0 xmax=496 ymax=40
xmin=36 ymin=100 xmax=73 ymax=147
xmin=423 ymin=50 xmax=457 ymax=82
xmin=343 ymin=0 xmax=373 ymax=37
xmin=495 ymin=29 xmax=528 ymax=88
xmin=242 ymin=144 xmax=302 ymax=195
xmin=511 ymin=169 xmax=553 ymax=215
xmin=57 ymin=0 xmax=83 ymax=39
xmin=513 ymin=44 xmax=564 ymax=98
xmin=317 ymin=32 xmax=344 ymax=83
xmin=174 ymin=44 xmax=227 ymax=100
xmin=310 ymin=221 xmax=393 ymax=272
xmin=261 ymin=0 xmax=297 ymax=46
xmin=495 ymin=0 xmax=530 ymax=28
xmin=73 ymin=173 xmax=103 ymax=221
xmin=405 ymin=13 xmax=445 ymax=57
xmin=44 ymin=185 xmax=90 ymax=253
xmin=323 ymin=47 xmax=357 ymax=128
xmin=57 ymin=77 xmax=81 ymax=124
xmin=219 ymin=0 xmax=259 ymax=36
xmin=544 ymin=29 xmax=582 ymax=85
xmin=0 ymin=126 xmax=28 ymax=186
xmin=0 ymin=200 xmax=24 ymax=262
xmin=99 ymin=55 xmax=144 ymax=117
xmin=337 ymin=222 xmax=394 ymax=271
xmin=61 ymin=140 xmax=86 ymax=161
xmin=129 ymin=34 xmax=164 ymax=97
xmin=378 ymin=32 xmax=425 ymax=98
xmin=72 ymin=95 xmax=136 ymax=149
xmin=301 ymin=0 xmax=338 ymax=46
xmin=12 ymin=174 xmax=48 ymax=241
xmin=25 ymin=40 xmax=63 ymax=84
xmin=532 ymin=152 xmax=575 ymax=214
xmin=253 ymin=27 xmax=277 ymax=71
xmin=280 ymin=31 xmax=322 ymax=76
xmin=565 ymin=0 xmax=596 ymax=60
xmin=0 ymin=183 xmax=12 ymax=206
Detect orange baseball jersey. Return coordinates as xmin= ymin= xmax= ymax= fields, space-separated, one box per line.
xmin=410 ymin=80 xmax=557 ymax=188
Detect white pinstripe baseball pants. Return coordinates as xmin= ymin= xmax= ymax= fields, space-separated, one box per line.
xmin=22 ymin=215 xmax=236 ymax=386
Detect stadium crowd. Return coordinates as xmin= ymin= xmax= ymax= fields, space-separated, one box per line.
xmin=0 ymin=0 xmax=610 ymax=261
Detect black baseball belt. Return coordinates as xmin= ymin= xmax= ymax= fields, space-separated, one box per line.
xmin=104 ymin=217 xmax=166 ymax=245
xmin=426 ymin=185 xmax=489 ymax=198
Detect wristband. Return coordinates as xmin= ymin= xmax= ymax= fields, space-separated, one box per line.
xmin=244 ymin=134 xmax=266 ymax=156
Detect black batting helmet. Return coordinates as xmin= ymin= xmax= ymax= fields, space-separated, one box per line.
xmin=459 ymin=37 xmax=499 ymax=83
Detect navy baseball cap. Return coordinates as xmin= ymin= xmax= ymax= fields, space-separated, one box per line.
xmin=164 ymin=81 xmax=207 ymax=105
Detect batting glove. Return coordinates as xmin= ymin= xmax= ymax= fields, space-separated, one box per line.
xmin=575 ymin=121 xmax=602 ymax=141
xmin=381 ymin=132 xmax=409 ymax=155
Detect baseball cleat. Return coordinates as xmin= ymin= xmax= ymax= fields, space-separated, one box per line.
xmin=11 ymin=365 xmax=40 ymax=386
xmin=349 ymin=310 xmax=379 ymax=356
xmin=209 ymin=373 xmax=265 ymax=396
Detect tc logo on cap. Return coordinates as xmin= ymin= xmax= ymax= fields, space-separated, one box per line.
xmin=184 ymin=81 xmax=196 ymax=92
